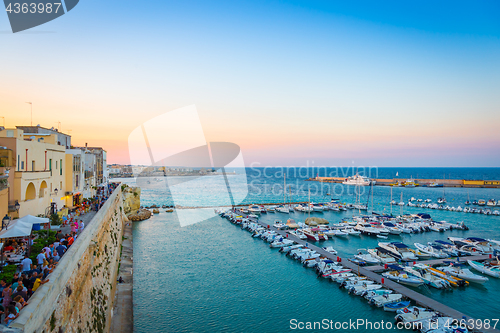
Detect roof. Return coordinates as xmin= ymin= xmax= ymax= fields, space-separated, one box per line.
xmin=387 ymin=264 xmax=403 ymax=271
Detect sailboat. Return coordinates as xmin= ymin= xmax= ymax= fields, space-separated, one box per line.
xmin=276 ymin=174 xmax=290 ymax=214
xmin=465 ymin=189 xmax=471 ymax=205
xmin=437 ymin=187 xmax=446 ymax=204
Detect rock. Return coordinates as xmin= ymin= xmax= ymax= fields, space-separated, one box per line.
xmin=122 ymin=187 xmax=141 ymax=214
xmin=153 ymin=209 xmax=160 ymax=214
xmin=305 ymin=217 xmax=329 ymax=225
xmin=127 ymin=209 xmax=151 ymax=222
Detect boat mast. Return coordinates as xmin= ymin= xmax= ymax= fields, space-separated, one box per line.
xmin=284 ymin=174 xmax=287 ymax=207
xmin=371 ymin=182 xmax=374 ymax=214
xmin=390 ymin=186 xmax=393 ymax=216
xmin=400 ymin=191 xmax=403 ymax=216
xmin=308 ymin=188 xmax=311 ymax=220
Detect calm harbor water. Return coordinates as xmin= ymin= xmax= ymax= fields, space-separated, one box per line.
xmin=125 ymin=167 xmax=500 ymax=332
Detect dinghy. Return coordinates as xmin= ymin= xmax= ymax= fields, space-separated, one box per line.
xmin=468 ymin=260 xmax=500 ymax=278
xmin=441 ymin=261 xmax=489 ymax=284
xmin=383 ymin=301 xmax=410 ymax=312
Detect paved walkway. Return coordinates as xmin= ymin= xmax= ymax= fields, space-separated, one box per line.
xmin=111 ymin=220 xmax=133 ymax=333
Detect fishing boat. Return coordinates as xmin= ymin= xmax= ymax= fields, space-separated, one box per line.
xmin=383 ymin=301 xmax=411 ymax=312
xmin=378 ymin=242 xmax=418 ymax=261
xmin=441 ymin=261 xmax=489 ymax=284
xmin=467 ymin=260 xmax=500 ymax=278
xmin=342 ymin=173 xmax=374 ymax=186
xmin=382 ymin=266 xmax=424 ymax=287
xmin=414 ymin=243 xmax=448 ymax=258
xmin=354 ymin=249 xmax=381 ymax=265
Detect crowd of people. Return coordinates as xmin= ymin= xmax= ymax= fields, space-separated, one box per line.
xmin=0 ymin=182 xmax=120 ymax=326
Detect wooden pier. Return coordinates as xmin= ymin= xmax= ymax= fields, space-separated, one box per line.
xmin=252 ymin=219 xmax=500 ymax=333
xmin=364 ymin=255 xmax=493 ymax=272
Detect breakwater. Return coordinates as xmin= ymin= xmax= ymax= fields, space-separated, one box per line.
xmin=5 ymin=187 xmax=129 ymax=333
xmin=310 ymin=177 xmax=500 ymax=188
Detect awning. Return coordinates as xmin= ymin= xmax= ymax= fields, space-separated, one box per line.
xmin=17 ymin=215 xmax=50 ymax=224
xmin=0 ymin=220 xmax=32 ymax=239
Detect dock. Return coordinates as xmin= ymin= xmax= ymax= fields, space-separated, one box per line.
xmin=253 ymin=219 xmax=500 ymax=333
xmin=364 ymin=255 xmax=493 ymax=272
xmin=309 ymin=177 xmax=500 ymax=188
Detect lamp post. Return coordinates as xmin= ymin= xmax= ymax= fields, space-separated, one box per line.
xmin=54 ymin=188 xmax=58 ymax=196
xmin=1 ymin=214 xmax=10 ymax=229
xmin=14 ymin=200 xmax=20 ymax=212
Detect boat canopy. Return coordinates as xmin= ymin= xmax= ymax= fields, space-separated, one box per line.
xmin=417 ymin=213 xmax=431 ymax=219
xmin=466 ymin=237 xmax=487 ymax=242
xmin=384 ymin=222 xmax=396 ymax=227
xmin=323 ymin=260 xmax=334 ymax=264
xmin=435 ymin=240 xmax=453 ymax=246
xmin=390 ymin=242 xmax=409 ymax=249
xmin=387 ymin=264 xmax=404 ymax=271
xmin=430 ymin=244 xmax=445 ymax=250
xmin=376 ymin=247 xmax=392 ymax=255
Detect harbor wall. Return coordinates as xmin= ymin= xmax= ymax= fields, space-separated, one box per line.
xmin=311 ymin=177 xmax=500 ymax=188
xmin=8 ymin=187 xmax=128 ymax=333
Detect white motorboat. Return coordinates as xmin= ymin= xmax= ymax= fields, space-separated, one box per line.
xmin=276 ymin=206 xmax=290 ymax=214
xmin=429 ymin=240 xmax=458 ymax=256
xmin=322 ymin=246 xmax=338 ymax=255
xmin=354 ymin=249 xmax=380 ymax=265
xmin=383 ymin=301 xmax=411 ymax=312
xmin=279 ymin=244 xmax=303 ymax=253
xmin=342 ymin=173 xmax=374 ymax=186
xmin=367 ymin=248 xmax=396 ymax=264
xmin=248 ymin=205 xmax=261 ymax=214
xmin=404 ymin=264 xmax=451 ymax=289
xmin=342 ymin=227 xmax=361 ymax=236
xmin=441 ymin=262 xmax=489 ymax=284
xmin=288 ymin=230 xmax=306 ymax=240
xmin=414 ymin=243 xmax=448 ymax=259
xmin=368 ymin=293 xmax=403 ymax=307
xmin=349 ymin=283 xmax=383 ymax=295
xmin=468 ymin=260 xmax=500 ymax=278
xmin=355 ymin=222 xmax=381 ymax=236
xmin=378 ymin=242 xmax=418 ymax=261
xmin=382 ymin=267 xmax=425 ymax=287
xmin=310 ymin=203 xmax=324 ymax=212
xmin=395 ymin=307 xmax=438 ymax=329
xmin=270 ymin=239 xmax=294 ymax=248
xmin=449 ymin=237 xmax=498 ymax=254
xmin=381 ymin=222 xmax=402 ymax=235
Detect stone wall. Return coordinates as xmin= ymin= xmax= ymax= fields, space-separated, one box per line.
xmin=8 ymin=187 xmax=127 ymax=333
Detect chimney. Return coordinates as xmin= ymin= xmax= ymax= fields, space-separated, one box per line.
xmin=85 ymin=143 xmax=88 ymax=148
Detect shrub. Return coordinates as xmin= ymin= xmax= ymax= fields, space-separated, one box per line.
xmin=49 ymin=213 xmax=62 ymax=226
xmin=0 ymin=265 xmax=18 ymax=283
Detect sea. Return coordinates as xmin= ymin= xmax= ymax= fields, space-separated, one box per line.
xmin=118 ymin=167 xmax=500 ymax=333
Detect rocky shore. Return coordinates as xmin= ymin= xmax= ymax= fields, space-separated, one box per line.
xmin=127 ymin=209 xmax=152 ymax=222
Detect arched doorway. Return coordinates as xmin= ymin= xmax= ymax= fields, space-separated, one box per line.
xmin=26 ymin=182 xmax=36 ymax=201
xmin=39 ymin=181 xmax=48 ymax=198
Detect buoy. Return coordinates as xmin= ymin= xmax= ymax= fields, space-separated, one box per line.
xmin=267 ymin=225 xmax=270 ymax=228
xmin=381 ymin=277 xmax=385 ymax=284
xmin=413 ymin=261 xmax=416 ymax=265
xmin=384 ymin=264 xmax=388 ymax=269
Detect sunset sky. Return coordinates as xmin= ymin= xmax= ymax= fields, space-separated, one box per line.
xmin=1 ymin=0 xmax=499 ymax=167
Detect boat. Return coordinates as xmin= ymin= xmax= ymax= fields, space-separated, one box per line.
xmin=414 ymin=243 xmax=448 ymax=258
xmin=367 ymin=247 xmax=396 ymax=264
xmin=310 ymin=203 xmax=324 ymax=212
xmin=354 ymin=249 xmax=380 ymax=265
xmin=378 ymin=242 xmax=418 ymax=261
xmin=322 ymin=246 xmax=337 ymax=255
xmin=478 ymin=199 xmax=486 ymax=206
xmin=368 ymin=293 xmax=403 ymax=307
xmin=342 ymin=173 xmax=375 ymax=186
xmin=448 ymin=237 xmax=498 ymax=254
xmin=383 ymin=301 xmax=411 ymax=312
xmin=377 ymin=235 xmax=388 ymax=239
xmin=404 ymin=264 xmax=451 ymax=289
xmin=349 ymin=283 xmax=383 ymax=295
xmin=382 ymin=266 xmax=425 ymax=287
xmin=428 ymin=182 xmax=442 ymax=187
xmin=248 ymin=205 xmax=261 ymax=214
xmin=467 ymin=260 xmax=500 ymax=278
xmin=276 ymin=205 xmax=290 ymax=214
xmin=429 ymin=240 xmax=458 ymax=256
xmin=395 ymin=308 xmax=438 ymax=329
xmin=487 ymin=199 xmax=497 ymax=206
xmin=425 ymin=266 xmax=469 ymax=287
xmin=342 ymin=228 xmax=361 ymax=236
xmin=441 ymin=261 xmax=489 ymax=284
xmin=381 ymin=222 xmax=402 ymax=235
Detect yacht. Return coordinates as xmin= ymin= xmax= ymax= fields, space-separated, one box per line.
xmin=248 ymin=205 xmax=261 ymax=214
xmin=478 ymin=199 xmax=486 ymax=206
xmin=276 ymin=205 xmax=290 ymax=214
xmin=342 ymin=174 xmax=375 ymax=186
xmin=487 ymin=199 xmax=497 ymax=206
xmin=310 ymin=203 xmax=324 ymax=212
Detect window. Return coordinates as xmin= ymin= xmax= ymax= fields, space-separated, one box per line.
xmin=56 ymin=160 xmax=58 ymax=169
xmin=60 ymin=159 xmax=63 ymax=175
xmin=6 ymin=130 xmax=14 ymax=137
xmin=21 ymin=161 xmax=24 ymax=170
xmin=49 ymin=159 xmax=52 ymax=171
xmin=32 ymin=160 xmax=35 ymax=171
xmin=17 ymin=155 xmax=20 ymax=171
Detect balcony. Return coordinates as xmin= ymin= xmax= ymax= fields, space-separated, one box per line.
xmin=14 ymin=170 xmax=52 ymax=181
